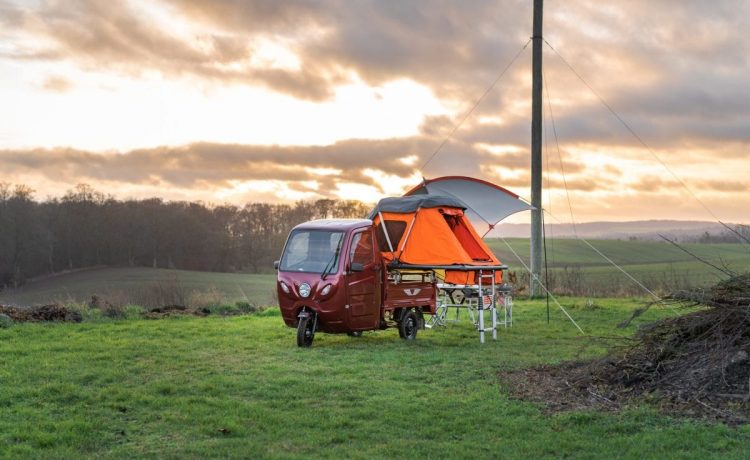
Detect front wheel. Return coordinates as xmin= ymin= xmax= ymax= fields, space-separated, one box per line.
xmin=297 ymin=315 xmax=315 ymax=347
xmin=398 ymin=310 xmax=418 ymax=340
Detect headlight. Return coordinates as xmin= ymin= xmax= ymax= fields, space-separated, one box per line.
xmin=298 ymin=283 xmax=311 ymax=298
xmin=279 ymin=281 xmax=290 ymax=294
xmin=320 ymin=284 xmax=332 ymax=296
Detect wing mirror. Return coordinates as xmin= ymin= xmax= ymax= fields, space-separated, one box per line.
xmin=350 ymin=262 xmax=364 ymax=272
xmin=274 ymin=260 xmax=280 ymax=270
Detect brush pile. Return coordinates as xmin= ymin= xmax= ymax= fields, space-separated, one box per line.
xmin=0 ymin=303 xmax=82 ymax=323
xmin=503 ymin=273 xmax=750 ymax=423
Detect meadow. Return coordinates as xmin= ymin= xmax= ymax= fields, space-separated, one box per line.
xmin=0 ymin=267 xmax=277 ymax=307
xmin=2 ymin=239 xmax=748 ymax=308
xmin=2 ymin=240 xmax=750 ymax=457
xmin=2 ymin=299 xmax=749 ymax=458
xmin=487 ymin=238 xmax=750 ymax=295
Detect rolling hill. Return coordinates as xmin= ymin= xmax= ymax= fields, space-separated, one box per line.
xmin=492 ymin=220 xmax=728 ymax=240
xmin=2 ymin=239 xmax=749 ymax=305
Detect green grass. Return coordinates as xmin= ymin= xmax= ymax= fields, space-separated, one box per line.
xmin=3 ymin=240 xmax=749 ymax=306
xmin=488 ymin=238 xmax=750 ymax=269
xmin=0 ymin=267 xmax=277 ymax=307
xmin=487 ymin=238 xmax=750 ymax=290
xmin=1 ymin=299 xmax=749 ymax=458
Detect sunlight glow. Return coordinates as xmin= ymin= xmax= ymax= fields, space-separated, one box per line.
xmin=307 ymin=167 xmax=342 ymax=176
xmin=217 ymin=179 xmax=318 ymax=202
xmin=332 ymin=182 xmax=383 ymax=203
xmin=0 ymin=68 xmax=447 ymax=151
xmin=362 ymin=169 xmax=422 ymax=195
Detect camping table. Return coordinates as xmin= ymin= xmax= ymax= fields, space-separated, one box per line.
xmin=390 ymin=264 xmax=513 ymax=342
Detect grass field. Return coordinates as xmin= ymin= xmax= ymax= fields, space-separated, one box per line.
xmin=487 ymin=238 xmax=750 ymax=294
xmin=0 ymin=267 xmax=278 ymax=307
xmin=3 ymin=239 xmax=750 ymax=307
xmin=2 ymin=299 xmax=749 ymax=458
xmin=487 ymin=238 xmax=750 ymax=268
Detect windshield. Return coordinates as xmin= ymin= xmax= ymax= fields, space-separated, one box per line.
xmin=279 ymin=230 xmax=345 ymax=274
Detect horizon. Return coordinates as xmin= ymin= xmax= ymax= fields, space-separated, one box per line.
xmin=2 ymin=1 xmax=749 ymax=224
xmin=3 ymin=182 xmax=744 ymax=228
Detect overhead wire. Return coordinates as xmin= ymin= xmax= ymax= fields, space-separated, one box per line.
xmin=542 ymin=73 xmax=556 ymax=268
xmin=542 ymin=65 xmax=576 ymax=235
xmin=420 ymin=39 xmax=531 ymax=173
xmin=542 ymin=69 xmax=554 ymax=323
xmin=543 ymin=38 xmax=748 ymax=248
xmin=542 ymin=208 xmax=551 ymax=323
xmin=539 ymin=63 xmax=675 ymax=307
xmin=499 ymin=236 xmax=585 ymax=334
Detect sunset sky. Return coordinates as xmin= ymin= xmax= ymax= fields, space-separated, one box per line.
xmin=1 ymin=0 xmax=748 ymax=223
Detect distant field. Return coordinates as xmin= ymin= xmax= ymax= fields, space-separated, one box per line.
xmin=487 ymin=238 xmax=750 ymax=267
xmin=487 ymin=238 xmax=750 ymax=294
xmin=0 ymin=267 xmax=277 ymax=307
xmin=2 ymin=239 xmax=749 ymax=306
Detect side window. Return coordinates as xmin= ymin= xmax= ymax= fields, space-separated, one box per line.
xmin=350 ymin=231 xmax=374 ymax=265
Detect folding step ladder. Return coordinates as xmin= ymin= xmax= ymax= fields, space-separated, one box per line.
xmin=428 ymin=268 xmax=513 ymax=343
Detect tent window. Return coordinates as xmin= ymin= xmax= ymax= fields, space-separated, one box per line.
xmin=375 ymin=220 xmax=407 ymax=252
xmin=442 ymin=214 xmax=491 ymax=261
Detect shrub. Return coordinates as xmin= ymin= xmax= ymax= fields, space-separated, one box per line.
xmin=189 ymin=286 xmax=224 ymax=310
xmin=123 ymin=305 xmax=146 ymax=320
xmin=235 ymin=301 xmax=260 ymax=313
xmin=257 ymin=307 xmax=281 ymax=317
xmin=0 ymin=313 xmax=13 ymax=328
xmin=207 ymin=303 xmax=239 ymax=316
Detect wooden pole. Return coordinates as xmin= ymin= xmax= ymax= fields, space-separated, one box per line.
xmin=530 ymin=0 xmax=544 ymax=297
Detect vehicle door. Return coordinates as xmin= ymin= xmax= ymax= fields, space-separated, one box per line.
xmin=346 ymin=228 xmax=381 ymax=329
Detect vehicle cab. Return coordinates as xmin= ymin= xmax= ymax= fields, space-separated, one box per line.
xmin=276 ymin=219 xmax=383 ymax=334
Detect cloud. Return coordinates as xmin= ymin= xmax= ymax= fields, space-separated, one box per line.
xmin=1 ymin=134 xmax=748 ymax=223
xmin=696 ymin=179 xmax=749 ymax=193
xmin=4 ymin=0 xmax=343 ymax=100
xmin=1 ymin=0 xmax=749 ymax=222
xmin=5 ymin=0 xmax=749 ymax=131
xmin=40 ymin=75 xmax=73 ymax=92
xmin=0 ymin=139 xmax=438 ymax=193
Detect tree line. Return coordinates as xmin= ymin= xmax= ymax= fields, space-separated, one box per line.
xmin=0 ymin=183 xmax=371 ymax=289
xmin=691 ymin=228 xmax=750 ymax=244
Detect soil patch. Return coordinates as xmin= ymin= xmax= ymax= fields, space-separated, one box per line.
xmin=143 ymin=305 xmax=209 ymax=319
xmin=0 ymin=304 xmax=82 ymax=323
xmin=500 ymin=273 xmax=750 ymax=424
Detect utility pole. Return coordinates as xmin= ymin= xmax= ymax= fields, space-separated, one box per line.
xmin=530 ymin=0 xmax=543 ymax=297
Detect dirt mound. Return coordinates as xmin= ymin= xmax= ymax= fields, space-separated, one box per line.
xmin=144 ymin=304 xmax=208 ymax=318
xmin=501 ymin=273 xmax=750 ymax=424
xmin=0 ymin=304 xmax=82 ymax=323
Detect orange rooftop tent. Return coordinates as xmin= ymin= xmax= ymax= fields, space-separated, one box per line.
xmin=368 ymin=194 xmax=505 ymax=284
xmin=368 ymin=176 xmax=533 ymax=285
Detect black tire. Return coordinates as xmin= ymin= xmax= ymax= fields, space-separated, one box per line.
xmin=347 ymin=331 xmax=363 ymax=337
xmin=297 ymin=315 xmax=315 ymax=347
xmin=398 ymin=310 xmax=418 ymax=340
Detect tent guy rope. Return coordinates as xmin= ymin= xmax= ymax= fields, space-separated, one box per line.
xmin=499 ymin=235 xmax=585 ymax=334
xmin=419 ymin=39 xmax=531 ymax=173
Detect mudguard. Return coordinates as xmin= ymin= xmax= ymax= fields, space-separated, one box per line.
xmin=297 ymin=308 xmax=318 ymax=331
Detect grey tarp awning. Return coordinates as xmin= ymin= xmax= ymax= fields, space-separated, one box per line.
xmin=405 ymin=176 xmax=533 ymax=234
xmin=367 ymin=194 xmax=467 ymax=219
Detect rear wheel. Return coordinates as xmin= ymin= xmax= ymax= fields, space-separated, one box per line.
xmin=398 ymin=310 xmax=418 ymax=340
xmin=296 ymin=315 xmax=315 ymax=347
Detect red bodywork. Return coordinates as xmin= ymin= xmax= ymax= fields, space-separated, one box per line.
xmin=277 ymin=219 xmax=436 ymax=334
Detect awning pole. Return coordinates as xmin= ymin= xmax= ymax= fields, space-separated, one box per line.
xmin=377 ymin=211 xmax=395 ymax=256
xmin=397 ymin=206 xmax=420 ymax=258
